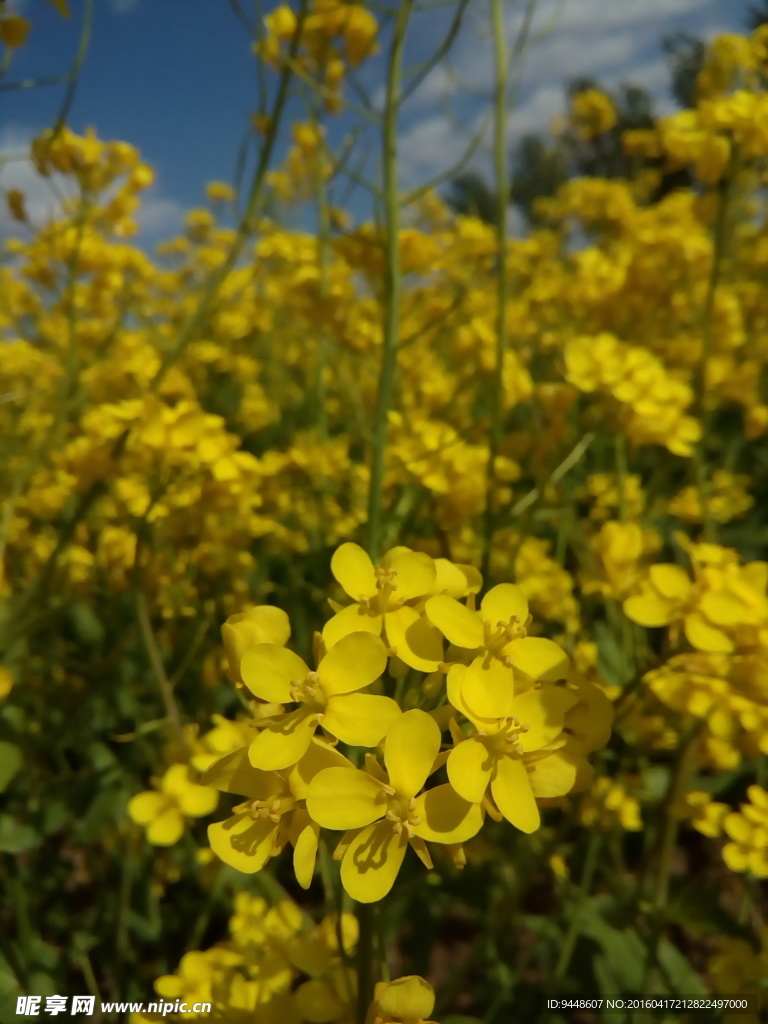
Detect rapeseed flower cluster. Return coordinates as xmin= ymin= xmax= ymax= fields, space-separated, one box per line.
xmin=3 ymin=11 xmax=768 ymax=1017
xmin=199 ymin=545 xmax=612 ymax=903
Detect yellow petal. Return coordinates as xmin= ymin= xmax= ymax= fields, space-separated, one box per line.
xmin=433 ymin=558 xmax=475 ymax=598
xmin=221 ymin=607 xmax=291 ymax=682
xmin=491 ymin=756 xmax=540 ymax=832
xmin=177 ymin=783 xmax=219 ymax=818
xmin=340 ymin=820 xmax=409 ymax=903
xmin=293 ymin=822 xmax=320 ymax=890
xmin=408 ymin=835 xmax=434 ymax=869
xmin=318 ymin=631 xmax=387 ymax=696
xmin=201 ymin=747 xmax=279 ymax=798
xmin=307 ymin=767 xmax=389 ymax=829
xmin=378 ymin=976 xmax=435 ymax=1020
xmin=526 ymin=751 xmax=577 ymax=797
xmin=322 ymin=603 xmax=383 ymax=649
xmin=722 ymin=842 xmax=748 ymax=873
xmin=648 ymin=564 xmax=691 ymax=599
xmin=248 ymin=707 xmax=318 ymax=771
xmin=504 ymin=636 xmax=570 ymax=682
xmin=241 ymin=644 xmax=309 ymax=703
xmin=461 ymin=658 xmax=515 ymax=718
xmin=412 ymin=784 xmax=483 ymax=843
xmin=699 ymin=591 xmax=745 ymax=627
xmin=447 ymin=737 xmax=493 ymax=803
xmin=384 ymin=550 xmax=436 ymax=601
xmin=128 ymin=792 xmax=166 ymax=825
xmin=480 ymin=583 xmax=529 ymax=626
xmin=208 ymin=813 xmax=277 ymax=873
xmin=425 ymin=595 xmax=484 ymax=649
xmin=146 ymin=808 xmax=185 ymax=846
xmin=384 ymin=709 xmax=441 ymax=797
xmin=331 ymin=542 xmax=376 ymax=600
xmin=284 ymin=738 xmax=353 ymax=800
xmin=295 ymin=979 xmax=343 ymax=1023
xmin=161 ymin=763 xmax=193 ymax=796
xmin=383 ymin=605 xmax=443 ymax=672
xmin=322 ymin=693 xmax=401 ymax=746
xmin=512 ymin=686 xmax=578 ymax=751
xmin=684 ymin=611 xmax=733 ymax=652
xmin=623 ymin=593 xmax=675 ymax=627
xmin=723 ymin=813 xmax=751 ymax=843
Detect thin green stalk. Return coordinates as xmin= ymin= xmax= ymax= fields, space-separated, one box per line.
xmin=136 ymin=591 xmax=186 ymax=753
xmin=481 ymin=0 xmax=510 ymax=583
xmin=641 ymin=723 xmax=701 ymax=996
xmin=355 ymin=8 xmax=413 ymax=1016
xmin=365 ymin=0 xmax=412 ymax=562
xmin=693 ymin=162 xmax=734 ymax=543
xmin=552 ymin=831 xmax=602 ymax=988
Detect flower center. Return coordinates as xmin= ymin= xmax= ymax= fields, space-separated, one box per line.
xmin=487 ymin=715 xmax=529 ymax=757
xmin=289 ymin=670 xmax=326 ymax=707
xmin=484 ymin=616 xmax=528 ymax=658
xmin=384 ymin=793 xmax=421 ymax=838
xmin=237 ymin=793 xmax=296 ymax=824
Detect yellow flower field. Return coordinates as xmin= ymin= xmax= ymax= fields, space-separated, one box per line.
xmin=1 ymin=2 xmax=767 ymax=1022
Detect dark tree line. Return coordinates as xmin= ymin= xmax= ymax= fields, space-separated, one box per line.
xmin=447 ymin=5 xmax=768 ymax=226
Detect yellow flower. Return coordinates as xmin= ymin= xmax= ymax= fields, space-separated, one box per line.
xmin=369 ymin=975 xmax=438 ymax=1024
xmin=307 ymin=710 xmax=483 ymax=902
xmin=0 ymin=666 xmax=13 ymax=699
xmin=342 ymin=5 xmax=379 ymax=67
xmin=571 ymin=88 xmax=617 ymax=139
xmin=324 ymin=542 xmax=443 ymax=671
xmin=241 ymin=631 xmax=398 ymax=770
xmin=128 ymin=764 xmax=219 ymax=846
xmin=681 ymin=791 xmax=730 ymax=837
xmin=205 ymin=738 xmax=351 ymax=887
xmin=0 ymin=15 xmax=31 ymax=49
xmin=722 ymin=785 xmax=768 ymax=877
xmin=221 ymin=605 xmax=292 ymax=684
xmin=446 ymin=665 xmax=579 ymax=831
xmin=425 ymin=584 xmax=569 ymax=717
xmin=154 ymin=950 xmax=231 ymax=1014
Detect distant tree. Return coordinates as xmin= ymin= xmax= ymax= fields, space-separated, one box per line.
xmin=445 ymin=42 xmax=698 ymax=226
xmin=445 ymin=170 xmax=499 ymax=223
xmin=748 ymin=0 xmax=768 ymax=29
xmin=663 ymin=31 xmax=705 ymax=108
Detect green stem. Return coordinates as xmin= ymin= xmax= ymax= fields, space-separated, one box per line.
xmin=481 ymin=0 xmax=510 ymax=582
xmin=552 ymin=831 xmax=602 ymax=988
xmin=641 ymin=724 xmax=701 ymax=996
xmin=693 ymin=161 xmax=734 ymax=543
xmin=365 ymin=0 xmax=412 ymax=561
xmin=136 ymin=591 xmax=186 ymax=752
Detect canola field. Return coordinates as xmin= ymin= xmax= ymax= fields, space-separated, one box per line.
xmin=1 ymin=2 xmax=767 ymax=1022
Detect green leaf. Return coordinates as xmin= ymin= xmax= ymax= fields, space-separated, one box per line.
xmin=657 ymin=937 xmax=708 ymax=995
xmin=0 ymin=953 xmax=21 ymax=998
xmin=579 ymin=899 xmax=646 ymax=993
xmin=0 ymin=816 xmax=40 ymax=853
xmin=25 ymin=971 xmax=58 ymax=997
xmin=67 ymin=601 xmax=105 ymax=646
xmin=0 ymin=742 xmax=21 ymax=792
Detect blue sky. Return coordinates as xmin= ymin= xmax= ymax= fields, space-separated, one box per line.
xmin=0 ymin=0 xmax=758 ymax=244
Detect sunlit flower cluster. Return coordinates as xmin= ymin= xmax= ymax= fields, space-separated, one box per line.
xmin=199 ymin=545 xmax=611 ymax=903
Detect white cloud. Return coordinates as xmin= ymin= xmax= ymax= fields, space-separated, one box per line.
xmin=0 ymin=126 xmax=73 ymax=234
xmin=136 ymin=194 xmax=184 ymax=237
xmin=395 ymin=0 xmax=730 ymax=190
